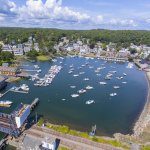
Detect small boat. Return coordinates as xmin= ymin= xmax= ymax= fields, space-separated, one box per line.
xmin=86 ymin=85 xmax=94 ymax=90
xmin=83 ymin=78 xmax=89 ymax=81
xmin=20 ymin=84 xmax=29 ymax=91
xmin=71 ymin=94 xmax=79 ymax=98
xmin=99 ymin=82 xmax=107 ymax=85
xmin=68 ymin=71 xmax=73 ymax=74
xmin=113 ymin=86 xmax=120 ymax=89
xmin=79 ymin=72 xmax=85 ymax=75
xmin=37 ymin=69 xmax=41 ymax=73
xmin=78 ymin=89 xmax=86 ymax=94
xmin=86 ymin=100 xmax=95 ymax=104
xmin=122 ymin=82 xmax=127 ymax=84
xmin=73 ymin=74 xmax=79 ymax=77
xmin=105 ymin=76 xmax=112 ymax=80
xmin=89 ymin=125 xmax=96 ymax=136
xmin=0 ymin=100 xmax=13 ymax=107
xmin=116 ymin=77 xmax=123 ymax=80
xmin=70 ymin=86 xmax=76 ymax=88
xmin=62 ymin=99 xmax=66 ymax=101
xmin=123 ymin=73 xmax=127 ymax=76
xmin=126 ymin=63 xmax=134 ymax=69
xmin=34 ymin=65 xmax=40 ymax=69
xmin=110 ymin=93 xmax=117 ymax=97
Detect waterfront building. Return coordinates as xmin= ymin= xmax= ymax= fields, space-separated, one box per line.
xmin=0 ymin=66 xmax=19 ymax=76
xmin=39 ymin=138 xmax=57 ymax=150
xmin=14 ymin=104 xmax=31 ymax=128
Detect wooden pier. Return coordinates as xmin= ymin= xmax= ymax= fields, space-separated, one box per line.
xmin=99 ymin=56 xmax=128 ymax=62
xmin=0 ymin=89 xmax=11 ymax=98
xmin=10 ymin=89 xmax=28 ymax=94
xmin=30 ymin=98 xmax=40 ymax=110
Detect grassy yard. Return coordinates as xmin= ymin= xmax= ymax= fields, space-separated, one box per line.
xmin=58 ymin=146 xmax=70 ymax=150
xmin=44 ymin=123 xmax=129 ymax=149
xmin=37 ymin=55 xmax=50 ymax=61
xmin=141 ymin=145 xmax=150 ymax=150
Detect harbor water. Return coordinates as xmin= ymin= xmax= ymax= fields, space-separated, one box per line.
xmin=0 ymin=56 xmax=148 ymax=137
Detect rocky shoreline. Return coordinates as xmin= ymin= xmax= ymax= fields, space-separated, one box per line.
xmin=133 ymin=71 xmax=150 ymax=137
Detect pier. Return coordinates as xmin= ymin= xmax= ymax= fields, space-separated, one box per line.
xmin=99 ymin=56 xmax=128 ymax=62
xmin=20 ymin=69 xmax=41 ymax=72
xmin=30 ymin=98 xmax=40 ymax=110
xmin=10 ymin=89 xmax=28 ymax=94
xmin=0 ymin=89 xmax=11 ymax=98
xmin=0 ymin=87 xmax=28 ymax=98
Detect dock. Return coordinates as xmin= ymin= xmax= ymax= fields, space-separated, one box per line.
xmin=30 ymin=98 xmax=40 ymax=110
xmin=10 ymin=89 xmax=28 ymax=94
xmin=0 ymin=89 xmax=11 ymax=98
xmin=99 ymin=56 xmax=128 ymax=62
xmin=0 ymin=87 xmax=28 ymax=98
xmin=20 ymin=69 xmax=41 ymax=72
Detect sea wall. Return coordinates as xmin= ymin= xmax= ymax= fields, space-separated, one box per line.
xmin=133 ymin=72 xmax=150 ymax=136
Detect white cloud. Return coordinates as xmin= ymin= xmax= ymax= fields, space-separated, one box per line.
xmin=109 ymin=19 xmax=137 ymax=26
xmin=0 ymin=0 xmax=139 ymax=29
xmin=146 ymin=19 xmax=150 ymax=23
xmin=0 ymin=0 xmax=16 ymax=14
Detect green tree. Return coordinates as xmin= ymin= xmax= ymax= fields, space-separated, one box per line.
xmin=1 ymin=51 xmax=14 ymax=61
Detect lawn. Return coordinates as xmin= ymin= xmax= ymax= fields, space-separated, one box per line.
xmin=37 ymin=55 xmax=50 ymax=61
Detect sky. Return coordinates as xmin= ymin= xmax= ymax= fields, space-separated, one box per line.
xmin=0 ymin=0 xmax=150 ymax=30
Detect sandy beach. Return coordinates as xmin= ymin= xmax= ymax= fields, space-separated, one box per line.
xmin=133 ymin=71 xmax=150 ymax=137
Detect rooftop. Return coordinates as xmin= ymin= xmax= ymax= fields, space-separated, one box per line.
xmin=0 ymin=66 xmax=18 ymax=72
xmin=12 ymin=103 xmax=30 ymax=117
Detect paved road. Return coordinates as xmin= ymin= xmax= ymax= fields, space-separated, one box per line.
xmin=24 ymin=125 xmax=124 ymax=150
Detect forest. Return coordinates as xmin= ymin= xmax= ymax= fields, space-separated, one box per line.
xmin=0 ymin=27 xmax=150 ymax=52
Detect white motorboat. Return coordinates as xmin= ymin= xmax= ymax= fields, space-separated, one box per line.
xmin=70 ymin=86 xmax=76 ymax=88
xmin=123 ymin=73 xmax=127 ymax=76
xmin=126 ymin=63 xmax=134 ymax=69
xmin=62 ymin=99 xmax=66 ymax=101
xmin=86 ymin=100 xmax=95 ymax=104
xmin=20 ymin=84 xmax=29 ymax=91
xmin=78 ymin=89 xmax=86 ymax=94
xmin=122 ymin=82 xmax=127 ymax=84
xmin=0 ymin=100 xmax=13 ymax=107
xmin=110 ymin=93 xmax=117 ymax=96
xmin=86 ymin=85 xmax=94 ymax=90
xmin=113 ymin=86 xmax=120 ymax=89
xmin=99 ymin=82 xmax=107 ymax=85
xmin=116 ymin=77 xmax=123 ymax=80
xmin=73 ymin=74 xmax=79 ymax=77
xmin=83 ymin=78 xmax=89 ymax=81
xmin=71 ymin=94 xmax=79 ymax=98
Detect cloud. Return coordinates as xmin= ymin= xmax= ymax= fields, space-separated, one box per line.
xmin=109 ymin=19 xmax=137 ymax=26
xmin=0 ymin=0 xmax=140 ymax=29
xmin=146 ymin=19 xmax=150 ymax=23
xmin=0 ymin=0 xmax=16 ymax=15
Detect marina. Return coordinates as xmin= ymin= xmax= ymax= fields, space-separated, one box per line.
xmin=0 ymin=56 xmax=148 ymax=137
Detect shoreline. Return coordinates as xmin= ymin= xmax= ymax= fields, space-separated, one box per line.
xmin=133 ymin=71 xmax=150 ymax=137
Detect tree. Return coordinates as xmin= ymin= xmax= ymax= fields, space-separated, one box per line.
xmin=1 ymin=51 xmax=14 ymax=61
xmin=0 ymin=44 xmax=2 ymax=54
xmin=129 ymin=48 xmax=137 ymax=54
xmin=26 ymin=50 xmax=39 ymax=58
xmin=101 ymin=43 xmax=107 ymax=51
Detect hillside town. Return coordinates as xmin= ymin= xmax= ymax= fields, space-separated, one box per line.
xmin=1 ymin=36 xmax=150 ymax=61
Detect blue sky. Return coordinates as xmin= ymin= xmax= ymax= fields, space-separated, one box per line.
xmin=0 ymin=0 xmax=150 ymax=30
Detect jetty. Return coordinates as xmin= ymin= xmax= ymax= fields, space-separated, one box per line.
xmin=99 ymin=56 xmax=127 ymax=62
xmin=0 ymin=89 xmax=11 ymax=98
xmin=30 ymin=98 xmax=40 ymax=110
xmin=10 ymin=89 xmax=28 ymax=94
